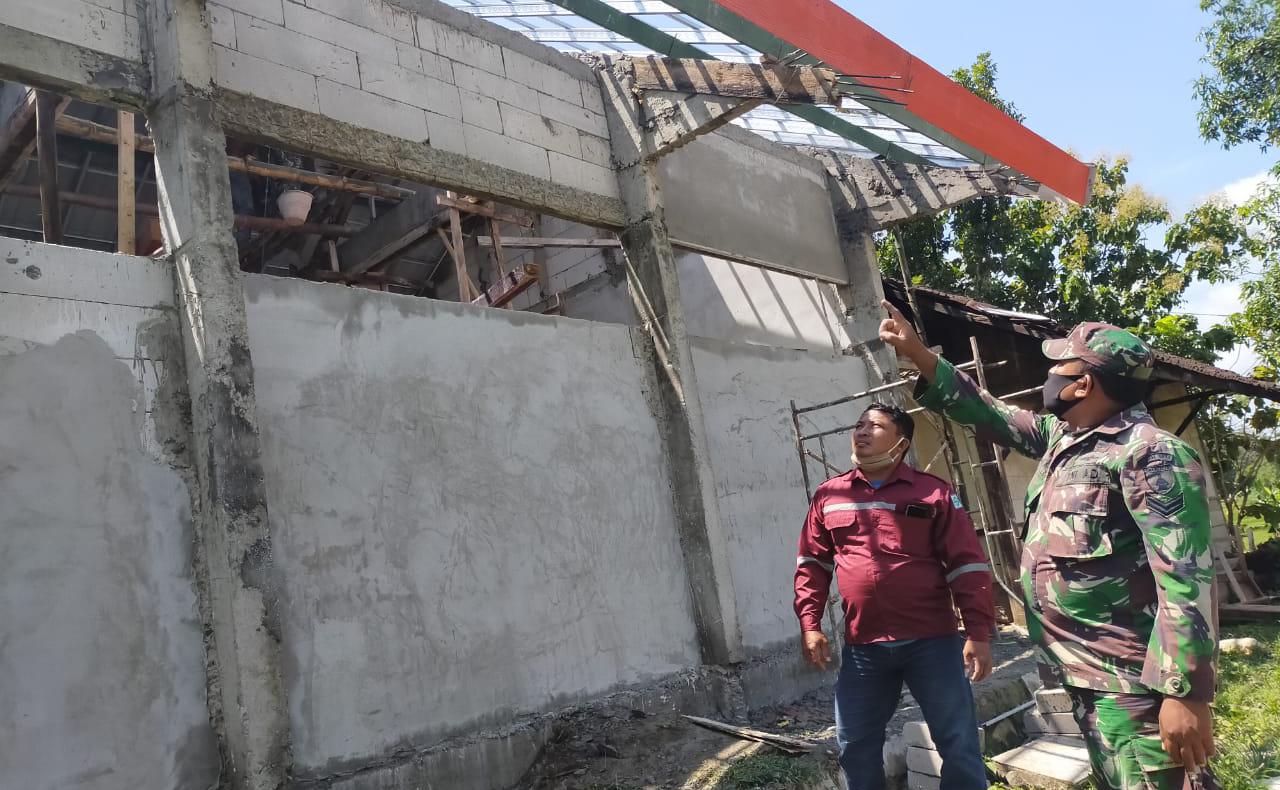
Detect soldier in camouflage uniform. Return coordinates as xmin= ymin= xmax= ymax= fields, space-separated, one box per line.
xmin=879 ymin=303 xmax=1218 ymax=790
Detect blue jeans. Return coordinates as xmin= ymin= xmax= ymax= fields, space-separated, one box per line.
xmin=835 ymin=635 xmax=986 ymax=790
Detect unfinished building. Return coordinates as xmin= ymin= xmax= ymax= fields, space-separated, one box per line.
xmin=0 ymin=0 xmax=1130 ymax=788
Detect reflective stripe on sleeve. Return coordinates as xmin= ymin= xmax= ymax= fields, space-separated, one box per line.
xmin=797 ymin=556 xmax=835 ymax=572
xmin=822 ymin=501 xmax=895 ymax=514
xmin=945 ymin=563 xmax=990 ymax=583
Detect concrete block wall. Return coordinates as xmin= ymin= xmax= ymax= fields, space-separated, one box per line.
xmin=210 ymin=0 xmax=618 ymax=197
xmin=0 ymin=240 xmax=218 ymax=790
xmin=691 ymin=336 xmax=871 ymax=650
xmin=0 ymin=0 xmax=142 ymax=63
xmin=659 ymin=126 xmax=846 ymax=284
xmin=245 ymin=275 xmax=700 ymax=777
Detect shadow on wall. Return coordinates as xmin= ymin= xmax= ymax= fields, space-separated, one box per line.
xmin=674 ymin=252 xmax=851 ymax=355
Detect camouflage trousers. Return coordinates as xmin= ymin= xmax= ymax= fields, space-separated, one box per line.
xmin=1065 ymin=688 xmax=1219 ymax=790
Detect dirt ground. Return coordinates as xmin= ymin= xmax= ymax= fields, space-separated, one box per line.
xmin=515 ymin=629 xmax=1037 ymax=790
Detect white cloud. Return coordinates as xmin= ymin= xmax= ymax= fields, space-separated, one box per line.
xmin=1168 ymin=170 xmax=1271 ymax=375
xmin=1181 ymin=279 xmax=1260 ymax=374
xmin=1202 ymin=169 xmax=1275 ymax=207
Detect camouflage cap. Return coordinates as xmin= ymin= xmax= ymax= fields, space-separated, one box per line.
xmin=1042 ymin=322 xmax=1155 ymax=381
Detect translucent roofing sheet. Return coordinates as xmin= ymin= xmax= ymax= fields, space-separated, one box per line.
xmin=442 ymin=0 xmax=972 ymax=166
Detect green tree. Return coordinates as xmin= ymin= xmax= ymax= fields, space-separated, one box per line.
xmin=1194 ymin=0 xmax=1280 ymax=152
xmin=881 ymin=55 xmax=1249 ymax=362
xmin=1197 ymin=0 xmax=1280 ymax=372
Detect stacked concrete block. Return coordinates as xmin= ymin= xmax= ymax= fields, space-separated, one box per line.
xmin=1024 ymin=688 xmax=1083 ymax=739
xmin=208 ymin=0 xmax=620 ymax=196
xmin=902 ymin=721 xmax=964 ymax=790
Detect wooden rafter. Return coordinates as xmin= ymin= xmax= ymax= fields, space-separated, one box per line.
xmin=627 ymin=55 xmax=841 ymax=106
xmin=0 ymin=89 xmax=38 ymax=192
xmin=116 ymin=110 xmax=135 ymax=254
xmin=50 ymin=114 xmax=416 ymax=200
xmin=35 ymin=91 xmax=67 ymax=244
xmin=478 ymin=236 xmax=620 ymax=249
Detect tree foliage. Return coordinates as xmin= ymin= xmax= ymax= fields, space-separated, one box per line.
xmin=1195 ymin=0 xmax=1280 ymax=151
xmin=1198 ymin=0 xmax=1280 ymax=373
xmin=880 ymin=54 xmax=1249 ymax=363
xmin=888 ymin=52 xmax=1280 ymax=543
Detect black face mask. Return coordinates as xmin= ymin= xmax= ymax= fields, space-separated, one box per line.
xmin=1042 ymin=372 xmax=1085 ymax=417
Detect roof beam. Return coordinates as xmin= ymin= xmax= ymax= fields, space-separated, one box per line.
xmin=35 ymin=91 xmax=66 ymax=244
xmin=467 ymin=1 xmax=676 ymax=16
xmin=670 ymin=0 xmax=1093 ymax=203
xmin=0 ymin=89 xmax=36 ymax=192
xmin=813 ymin=149 xmax=1017 ymax=233
xmin=628 ymin=56 xmax=841 ymax=105
xmin=514 ymin=27 xmax=736 ymax=44
xmin=336 ymin=189 xmax=448 ymax=276
xmin=545 ymin=0 xmax=932 ymax=164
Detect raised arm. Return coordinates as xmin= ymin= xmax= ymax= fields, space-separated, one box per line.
xmin=879 ymin=300 xmax=1058 ymax=459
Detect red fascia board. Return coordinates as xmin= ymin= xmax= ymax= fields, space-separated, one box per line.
xmin=711 ymin=0 xmax=1093 ymax=205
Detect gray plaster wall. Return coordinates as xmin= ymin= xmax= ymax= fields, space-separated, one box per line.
xmin=0 ymin=240 xmax=218 ymax=790
xmin=659 ymin=126 xmax=847 ymax=284
xmin=244 ymin=275 xmax=699 ymax=778
xmin=691 ymin=336 xmax=870 ymax=650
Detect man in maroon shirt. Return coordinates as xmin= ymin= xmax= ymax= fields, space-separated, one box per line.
xmin=795 ymin=403 xmax=996 ymax=790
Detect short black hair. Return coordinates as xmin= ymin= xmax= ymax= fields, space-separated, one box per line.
xmin=862 ymin=402 xmax=915 ymax=441
xmin=1089 ymin=369 xmax=1150 ymax=409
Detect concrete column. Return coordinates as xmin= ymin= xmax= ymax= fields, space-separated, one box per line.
xmin=141 ymin=0 xmax=290 ymax=786
xmin=597 ymin=62 xmax=744 ymax=666
xmin=820 ymin=163 xmax=897 ymax=386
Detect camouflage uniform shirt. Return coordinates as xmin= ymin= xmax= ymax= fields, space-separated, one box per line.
xmin=915 ymin=357 xmax=1217 ymax=701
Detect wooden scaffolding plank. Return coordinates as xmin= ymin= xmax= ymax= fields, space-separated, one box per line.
xmin=116 ymin=110 xmax=136 ymax=254
xmin=35 ymin=91 xmax=69 ymax=244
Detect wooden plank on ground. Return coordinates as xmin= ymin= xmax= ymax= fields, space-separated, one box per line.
xmin=681 ymin=715 xmax=819 ymax=755
xmin=1218 ymin=552 xmax=1254 ymax=604
xmin=1220 ymin=602 xmax=1280 ymax=623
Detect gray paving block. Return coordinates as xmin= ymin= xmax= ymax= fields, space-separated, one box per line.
xmin=993 ymin=736 xmax=1092 ymax=790
xmin=902 ymin=721 xmax=934 ymax=749
xmin=1025 ymin=708 xmax=1081 ymax=735
xmin=1036 ymin=688 xmax=1075 ymax=714
xmin=905 ymin=746 xmax=943 ymax=778
xmin=907 ymin=771 xmax=942 ymax=790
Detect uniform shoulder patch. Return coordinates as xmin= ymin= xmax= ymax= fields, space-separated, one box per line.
xmin=951 ymin=493 xmax=964 ymax=510
xmin=1138 ymin=446 xmax=1184 ymax=517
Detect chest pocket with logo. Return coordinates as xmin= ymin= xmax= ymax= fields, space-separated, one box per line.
xmin=1043 ymin=480 xmax=1114 ymax=560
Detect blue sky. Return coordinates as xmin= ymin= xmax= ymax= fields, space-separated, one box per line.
xmin=839 ymin=1 xmax=1272 ymax=370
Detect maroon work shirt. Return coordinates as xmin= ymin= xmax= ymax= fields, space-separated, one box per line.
xmin=794 ymin=462 xmax=995 ymax=644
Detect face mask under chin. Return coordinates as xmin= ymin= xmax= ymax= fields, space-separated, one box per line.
xmin=1042 ymin=372 xmax=1085 ymax=417
xmin=852 ymin=437 xmax=907 ymax=472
